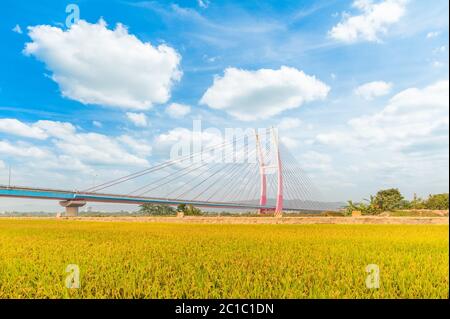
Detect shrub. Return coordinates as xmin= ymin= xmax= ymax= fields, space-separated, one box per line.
xmin=139 ymin=203 xmax=175 ymax=216
xmin=425 ymin=193 xmax=449 ymax=210
xmin=375 ymin=188 xmax=404 ymax=211
xmin=177 ymin=204 xmax=202 ymax=216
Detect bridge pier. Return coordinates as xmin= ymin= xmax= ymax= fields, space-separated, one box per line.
xmin=59 ymin=200 xmax=86 ymax=217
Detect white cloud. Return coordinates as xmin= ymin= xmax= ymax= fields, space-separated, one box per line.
xmin=277 ymin=118 xmax=314 ymax=149
xmin=329 ymin=0 xmax=407 ymax=43
xmin=12 ymin=24 xmax=23 ymax=34
xmin=276 ymin=117 xmax=313 ymax=150
xmin=126 ymin=112 xmax=149 ymax=127
xmin=34 ymin=120 xmax=76 ymax=138
xmin=118 ymin=135 xmax=152 ymax=157
xmin=432 ymin=61 xmax=444 ymax=68
xmin=426 ymin=31 xmax=440 ymax=38
xmin=0 ymin=118 xmax=48 ymax=139
xmin=300 ymin=151 xmax=333 ymax=172
xmin=0 ymin=119 xmax=150 ymax=166
xmin=52 ymin=131 xmax=149 ymax=166
xmin=0 ymin=140 xmax=49 ymax=158
xmin=198 ymin=0 xmax=210 ymax=8
xmin=278 ymin=118 xmax=302 ymax=130
xmin=165 ymin=103 xmax=191 ymax=118
xmin=318 ymin=80 xmax=449 ymax=152
xmin=354 ymin=81 xmax=393 ymax=100
xmin=315 ymin=81 xmax=449 ymax=198
xmin=154 ymin=126 xmax=224 ymax=160
xmin=280 ymin=136 xmax=300 ymax=148
xmin=24 ymin=19 xmax=182 ymax=110
xmin=92 ymin=121 xmax=102 ymax=128
xmin=200 ymin=66 xmax=330 ymax=121
xmin=155 ymin=127 xmax=222 ymax=147
xmin=433 ymin=46 xmax=447 ymax=54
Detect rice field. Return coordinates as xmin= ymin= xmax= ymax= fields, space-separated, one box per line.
xmin=0 ymin=219 xmax=448 ymax=299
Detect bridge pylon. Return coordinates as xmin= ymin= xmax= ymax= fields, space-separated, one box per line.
xmin=59 ymin=200 xmax=86 ymax=217
xmin=255 ymin=128 xmax=283 ymax=217
xmin=255 ymin=130 xmax=267 ymax=214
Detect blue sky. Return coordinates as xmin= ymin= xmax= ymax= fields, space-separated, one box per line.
xmin=0 ymin=0 xmax=448 ymax=211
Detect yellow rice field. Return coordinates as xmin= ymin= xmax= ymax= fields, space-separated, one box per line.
xmin=0 ymin=219 xmax=448 ymax=299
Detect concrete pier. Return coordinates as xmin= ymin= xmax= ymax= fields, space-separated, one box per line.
xmin=59 ymin=200 xmax=87 ymax=217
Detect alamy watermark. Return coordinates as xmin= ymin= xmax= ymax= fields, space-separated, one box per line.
xmin=168 ymin=120 xmax=279 ymax=170
xmin=365 ymin=264 xmax=380 ymax=289
xmin=65 ymin=264 xmax=81 ymax=289
xmin=65 ymin=4 xmax=80 ymax=28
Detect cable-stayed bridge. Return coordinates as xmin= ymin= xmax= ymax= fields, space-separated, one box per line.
xmin=0 ymin=128 xmax=340 ymax=216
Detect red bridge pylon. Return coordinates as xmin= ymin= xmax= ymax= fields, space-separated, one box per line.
xmin=255 ymin=128 xmax=283 ymax=217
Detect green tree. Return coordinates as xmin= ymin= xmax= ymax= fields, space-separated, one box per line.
xmin=425 ymin=193 xmax=449 ymax=210
xmin=410 ymin=193 xmax=426 ymax=210
xmin=345 ymin=196 xmax=381 ymax=216
xmin=176 ymin=204 xmax=186 ymax=213
xmin=344 ymin=200 xmax=358 ymax=216
xmin=362 ymin=195 xmax=381 ymax=215
xmin=139 ymin=203 xmax=175 ymax=216
xmin=176 ymin=204 xmax=202 ymax=216
xmin=375 ymin=188 xmax=404 ymax=211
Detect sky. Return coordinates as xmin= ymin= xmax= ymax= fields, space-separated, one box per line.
xmin=0 ymin=0 xmax=448 ymax=212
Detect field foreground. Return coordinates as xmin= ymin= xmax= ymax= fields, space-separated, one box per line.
xmin=0 ymin=219 xmax=448 ymax=298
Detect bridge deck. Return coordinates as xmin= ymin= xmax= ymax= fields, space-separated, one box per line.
xmin=0 ymin=185 xmax=330 ymax=212
xmin=0 ymin=185 xmax=309 ymax=211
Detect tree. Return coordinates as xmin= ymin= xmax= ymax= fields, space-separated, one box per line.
xmin=362 ymin=195 xmax=381 ymax=215
xmin=375 ymin=188 xmax=404 ymax=211
xmin=139 ymin=203 xmax=175 ymax=216
xmin=177 ymin=203 xmax=202 ymax=216
xmin=344 ymin=196 xmax=380 ymax=216
xmin=410 ymin=193 xmax=426 ymax=210
xmin=425 ymin=193 xmax=449 ymax=210
xmin=177 ymin=204 xmax=186 ymax=213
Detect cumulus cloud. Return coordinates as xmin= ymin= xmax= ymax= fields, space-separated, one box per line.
xmin=329 ymin=0 xmax=407 ymax=43
xmin=426 ymin=31 xmax=440 ymax=38
xmin=24 ymin=19 xmax=182 ymax=110
xmin=432 ymin=61 xmax=444 ymax=68
xmin=315 ymin=80 xmax=449 ymax=195
xmin=0 ymin=119 xmax=151 ymax=166
xmin=118 ymin=135 xmax=152 ymax=157
xmin=278 ymin=118 xmax=303 ymax=130
xmin=155 ymin=127 xmax=222 ymax=149
xmin=34 ymin=120 xmax=76 ymax=138
xmin=153 ymin=125 xmax=226 ymax=161
xmin=126 ymin=112 xmax=149 ymax=127
xmin=0 ymin=118 xmax=48 ymax=140
xmin=354 ymin=81 xmax=392 ymax=100
xmin=165 ymin=103 xmax=191 ymax=118
xmin=317 ymin=80 xmax=449 ymax=153
xmin=200 ymin=66 xmax=330 ymax=121
xmin=300 ymin=151 xmax=333 ymax=172
xmin=0 ymin=140 xmax=49 ymax=158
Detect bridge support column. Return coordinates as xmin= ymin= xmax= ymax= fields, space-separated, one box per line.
xmin=255 ymin=130 xmax=267 ymax=215
xmin=272 ymin=128 xmax=283 ymax=217
xmin=59 ymin=200 xmax=86 ymax=217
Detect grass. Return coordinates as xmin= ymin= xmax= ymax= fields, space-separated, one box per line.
xmin=0 ymin=219 xmax=448 ymax=299
xmin=388 ymin=210 xmax=448 ymax=217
